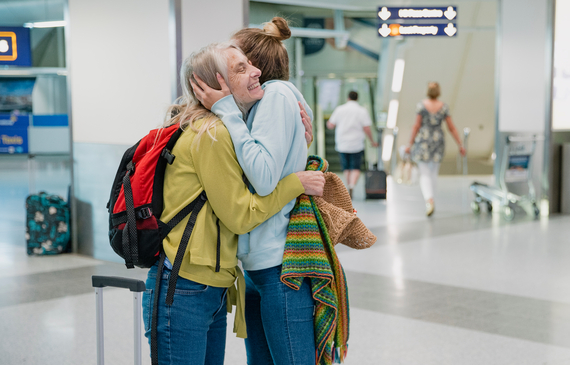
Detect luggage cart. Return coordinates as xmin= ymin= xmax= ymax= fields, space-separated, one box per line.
xmin=470 ymin=135 xmax=542 ymax=221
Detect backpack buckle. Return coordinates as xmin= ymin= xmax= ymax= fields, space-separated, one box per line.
xmin=161 ymin=149 xmax=176 ymax=165
xmin=138 ymin=207 xmax=153 ymax=219
xmin=126 ymin=161 xmax=136 ymax=173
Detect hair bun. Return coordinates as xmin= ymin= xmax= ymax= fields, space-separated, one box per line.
xmin=262 ymin=17 xmax=291 ymax=41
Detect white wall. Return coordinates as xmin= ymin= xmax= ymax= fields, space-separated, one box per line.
xmin=552 ymin=0 xmax=570 ymax=131
xmin=180 ymin=0 xmax=246 ymax=58
xmin=68 ymin=0 xmax=173 ymax=145
xmin=67 ymin=0 xmax=248 ymax=260
xmin=497 ymin=0 xmax=550 ymax=133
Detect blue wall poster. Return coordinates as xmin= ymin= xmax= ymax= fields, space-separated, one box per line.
xmin=0 ymin=113 xmax=29 ymax=154
xmin=0 ymin=78 xmax=35 ymax=113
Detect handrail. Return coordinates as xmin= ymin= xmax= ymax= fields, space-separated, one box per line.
xmin=456 ymin=127 xmax=470 ymax=175
xmin=391 ymin=127 xmax=399 ymax=174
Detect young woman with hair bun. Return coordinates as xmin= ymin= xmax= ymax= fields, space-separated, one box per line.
xmin=192 ymin=17 xmax=319 ymax=365
xmin=141 ymin=42 xmax=325 ymax=365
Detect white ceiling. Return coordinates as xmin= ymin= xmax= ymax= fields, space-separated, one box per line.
xmin=0 ymin=0 xmax=65 ymax=26
xmin=251 ymin=0 xmax=497 ymax=12
xmin=0 ymin=0 xmax=499 ymax=26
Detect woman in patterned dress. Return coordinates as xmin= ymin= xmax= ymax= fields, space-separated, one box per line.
xmin=405 ymin=82 xmax=466 ymax=216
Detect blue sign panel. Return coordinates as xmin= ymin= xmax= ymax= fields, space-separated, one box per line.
xmin=0 ymin=27 xmax=32 ymax=67
xmin=32 ymin=114 xmax=69 ymax=127
xmin=0 ymin=127 xmax=28 ymax=153
xmin=378 ymin=23 xmax=458 ymax=37
xmin=0 ymin=113 xmax=30 ymax=128
xmin=378 ymin=6 xmax=457 ymax=21
xmin=0 ymin=113 xmax=29 ymax=154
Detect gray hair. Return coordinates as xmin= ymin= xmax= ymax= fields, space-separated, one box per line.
xmin=164 ymin=42 xmax=244 ymax=144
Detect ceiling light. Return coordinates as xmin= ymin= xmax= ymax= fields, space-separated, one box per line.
xmin=386 ymin=99 xmax=399 ymax=128
xmin=23 ymin=21 xmax=66 ymax=28
xmin=391 ymin=59 xmax=405 ymax=93
xmin=382 ymin=134 xmax=394 ymax=161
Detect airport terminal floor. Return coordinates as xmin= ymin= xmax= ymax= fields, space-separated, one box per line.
xmin=2 ymin=169 xmax=570 ymax=365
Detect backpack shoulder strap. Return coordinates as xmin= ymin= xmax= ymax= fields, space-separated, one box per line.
xmin=150 ymin=190 xmax=207 ymax=365
xmin=122 ymin=161 xmax=137 ymax=269
xmin=165 ymin=190 xmax=208 ymax=305
xmin=150 ymin=250 xmax=166 ymax=365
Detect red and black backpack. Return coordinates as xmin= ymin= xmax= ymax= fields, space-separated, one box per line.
xmin=106 ymin=122 xmax=219 ymax=365
xmin=107 ymin=122 xmax=207 ymax=268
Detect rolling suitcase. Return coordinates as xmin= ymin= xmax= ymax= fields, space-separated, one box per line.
xmin=25 ymin=192 xmax=70 ymax=255
xmin=365 ymin=146 xmax=387 ymax=199
xmin=92 ymin=276 xmax=146 ymax=365
xmin=365 ymin=167 xmax=387 ymax=199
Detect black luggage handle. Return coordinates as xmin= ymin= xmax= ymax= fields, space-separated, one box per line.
xmin=92 ymin=275 xmax=146 ymax=292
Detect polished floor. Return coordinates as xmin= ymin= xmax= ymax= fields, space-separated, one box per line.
xmin=2 ymin=161 xmax=570 ymax=365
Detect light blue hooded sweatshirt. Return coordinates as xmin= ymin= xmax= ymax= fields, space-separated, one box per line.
xmin=211 ymin=80 xmax=313 ymax=271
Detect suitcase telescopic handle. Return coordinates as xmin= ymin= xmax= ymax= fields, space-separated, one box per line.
xmin=92 ymin=275 xmax=146 ymax=292
xmin=92 ymin=276 xmax=145 ymax=365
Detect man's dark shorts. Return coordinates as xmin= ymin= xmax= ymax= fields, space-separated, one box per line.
xmin=339 ymin=151 xmax=364 ymax=171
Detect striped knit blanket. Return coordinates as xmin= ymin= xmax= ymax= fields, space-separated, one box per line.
xmin=281 ymin=156 xmax=350 ymax=365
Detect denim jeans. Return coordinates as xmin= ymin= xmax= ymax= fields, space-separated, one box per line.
xmin=244 ymin=265 xmax=316 ymax=365
xmin=142 ymin=262 xmax=228 ymax=365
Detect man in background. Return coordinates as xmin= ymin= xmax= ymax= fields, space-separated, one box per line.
xmin=327 ymin=91 xmax=378 ymax=198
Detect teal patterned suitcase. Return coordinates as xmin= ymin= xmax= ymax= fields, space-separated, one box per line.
xmin=25 ymin=192 xmax=70 ymax=255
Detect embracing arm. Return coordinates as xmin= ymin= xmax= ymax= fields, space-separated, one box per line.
xmin=300 ymin=101 xmax=313 ymax=146
xmin=192 ymin=127 xmax=322 ymax=235
xmin=212 ymin=90 xmax=306 ymax=196
xmin=192 ymin=76 xmax=313 ymax=196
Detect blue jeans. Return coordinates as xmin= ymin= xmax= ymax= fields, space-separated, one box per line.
xmin=142 ymin=262 xmax=228 ymax=365
xmin=244 ymin=265 xmax=316 ymax=365
xmin=339 ymin=151 xmax=364 ymax=171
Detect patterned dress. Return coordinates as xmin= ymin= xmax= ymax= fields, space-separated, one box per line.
xmin=411 ymin=102 xmax=449 ymax=163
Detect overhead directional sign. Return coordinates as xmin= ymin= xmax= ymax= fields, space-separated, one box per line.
xmin=377 ymin=6 xmax=457 ymax=21
xmin=377 ymin=6 xmax=458 ymax=37
xmin=378 ymin=23 xmax=457 ymax=37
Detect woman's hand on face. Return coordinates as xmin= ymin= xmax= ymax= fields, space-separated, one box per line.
xmin=295 ymin=171 xmax=325 ymax=197
xmin=299 ymin=101 xmax=313 ymax=146
xmin=190 ymin=73 xmax=231 ymax=110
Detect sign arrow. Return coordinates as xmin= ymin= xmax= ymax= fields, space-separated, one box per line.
xmin=378 ymin=7 xmax=391 ymax=21
xmin=444 ymin=6 xmax=457 ymax=20
xmin=444 ymin=23 xmax=457 ymax=36
xmin=378 ymin=23 xmax=391 ymax=37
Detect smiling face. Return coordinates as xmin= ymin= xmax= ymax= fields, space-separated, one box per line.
xmin=225 ymin=48 xmax=264 ymax=111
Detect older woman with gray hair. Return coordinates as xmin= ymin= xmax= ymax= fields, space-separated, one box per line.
xmin=141 ymin=42 xmax=324 ymax=365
